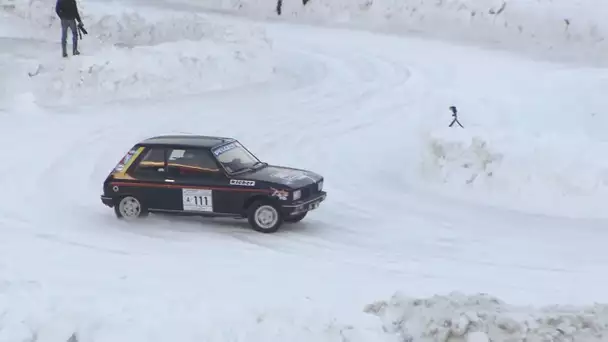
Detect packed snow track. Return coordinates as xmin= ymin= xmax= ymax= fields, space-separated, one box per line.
xmin=2 ymin=0 xmax=608 ymax=341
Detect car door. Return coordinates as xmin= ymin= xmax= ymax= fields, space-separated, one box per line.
xmin=162 ymin=147 xmax=235 ymax=214
xmin=125 ymin=146 xmax=174 ymax=210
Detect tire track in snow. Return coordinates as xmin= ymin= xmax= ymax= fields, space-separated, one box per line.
xmin=172 ymin=27 xmax=422 ymax=262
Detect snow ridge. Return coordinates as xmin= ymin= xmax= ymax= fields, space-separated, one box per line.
xmin=365 ymin=292 xmax=608 ymax=342
xmin=179 ymin=0 xmax=608 ymax=65
xmin=418 ymin=127 xmax=608 ymax=219
xmin=1 ymin=0 xmax=276 ymax=106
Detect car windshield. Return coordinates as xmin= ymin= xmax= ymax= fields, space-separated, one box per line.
xmin=212 ymin=142 xmax=261 ymax=173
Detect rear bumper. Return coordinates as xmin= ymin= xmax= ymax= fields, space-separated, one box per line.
xmin=281 ymin=191 xmax=327 ymax=216
xmin=101 ymin=195 xmax=114 ymax=207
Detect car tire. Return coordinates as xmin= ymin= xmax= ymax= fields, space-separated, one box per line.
xmin=284 ymin=212 xmax=307 ymax=223
xmin=247 ymin=200 xmax=283 ymax=233
xmin=114 ymin=195 xmax=148 ymax=220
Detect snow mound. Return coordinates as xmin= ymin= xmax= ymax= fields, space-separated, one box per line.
xmin=28 ymin=38 xmax=274 ymax=105
xmin=364 ymin=292 xmax=608 ymax=342
xmin=2 ymin=0 xmax=271 ymax=47
xmin=182 ymin=0 xmax=608 ymax=65
xmin=2 ymin=0 xmax=275 ymax=105
xmin=419 ymin=127 xmax=608 ymax=218
xmin=424 ymin=129 xmax=502 ymax=187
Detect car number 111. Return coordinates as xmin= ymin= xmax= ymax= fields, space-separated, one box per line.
xmin=182 ymin=189 xmax=213 ymax=212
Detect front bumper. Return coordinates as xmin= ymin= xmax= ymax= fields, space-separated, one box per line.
xmin=281 ymin=191 xmax=327 ymax=215
xmin=101 ymin=195 xmax=114 ymax=207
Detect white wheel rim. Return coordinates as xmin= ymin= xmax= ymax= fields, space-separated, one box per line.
xmin=119 ymin=197 xmax=141 ymax=219
xmin=254 ymin=205 xmax=278 ymax=229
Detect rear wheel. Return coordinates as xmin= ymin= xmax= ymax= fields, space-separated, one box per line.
xmin=247 ymin=200 xmax=283 ymax=233
xmin=284 ymin=212 xmax=307 ymax=223
xmin=114 ymin=196 xmax=148 ymax=220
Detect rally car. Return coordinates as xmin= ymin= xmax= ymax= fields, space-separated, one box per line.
xmin=100 ymin=135 xmax=327 ymax=233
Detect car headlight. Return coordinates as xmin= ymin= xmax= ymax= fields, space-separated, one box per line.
xmin=317 ymin=180 xmax=323 ymax=191
xmin=293 ymin=190 xmax=301 ymax=201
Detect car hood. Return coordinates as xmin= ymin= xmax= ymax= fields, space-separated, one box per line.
xmin=238 ymin=165 xmax=322 ymax=189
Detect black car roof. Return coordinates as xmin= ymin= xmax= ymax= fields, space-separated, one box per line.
xmin=138 ymin=135 xmax=236 ymax=149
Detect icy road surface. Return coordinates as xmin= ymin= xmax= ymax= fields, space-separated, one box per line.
xmin=2 ymin=0 xmax=608 ymax=340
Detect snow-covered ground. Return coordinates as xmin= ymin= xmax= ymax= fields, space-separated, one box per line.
xmin=2 ymin=0 xmax=608 ymax=341
xmin=0 ymin=0 xmax=274 ymax=106
xmin=156 ymin=0 xmax=608 ymax=66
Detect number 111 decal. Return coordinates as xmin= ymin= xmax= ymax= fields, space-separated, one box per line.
xmin=182 ymin=188 xmax=213 ymax=212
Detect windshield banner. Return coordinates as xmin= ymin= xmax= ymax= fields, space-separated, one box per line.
xmin=212 ymin=142 xmax=238 ymax=156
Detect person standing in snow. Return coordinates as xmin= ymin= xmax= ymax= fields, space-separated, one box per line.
xmin=55 ymin=0 xmax=83 ymax=57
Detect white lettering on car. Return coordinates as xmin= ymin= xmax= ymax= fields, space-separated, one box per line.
xmin=230 ymin=179 xmax=255 ymax=186
xmin=212 ymin=143 xmax=237 ymax=156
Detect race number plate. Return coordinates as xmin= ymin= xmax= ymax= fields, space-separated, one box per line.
xmin=182 ymin=189 xmax=213 ymax=212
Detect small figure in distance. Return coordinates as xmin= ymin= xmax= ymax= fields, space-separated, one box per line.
xmin=449 ymin=106 xmax=464 ymax=128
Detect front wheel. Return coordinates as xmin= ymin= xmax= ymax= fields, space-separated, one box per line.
xmin=247 ymin=200 xmax=283 ymax=233
xmin=114 ymin=195 xmax=148 ymax=220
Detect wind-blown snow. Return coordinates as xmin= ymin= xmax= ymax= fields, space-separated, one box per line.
xmin=1 ymin=0 xmax=275 ymax=106
xmin=365 ymin=292 xmax=608 ymax=342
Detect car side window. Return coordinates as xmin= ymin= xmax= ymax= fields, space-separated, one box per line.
xmin=167 ymin=148 xmax=220 ymax=179
xmin=131 ymin=147 xmax=166 ymax=179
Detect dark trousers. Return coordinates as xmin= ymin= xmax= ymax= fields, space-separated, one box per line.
xmin=61 ymin=19 xmax=78 ymax=54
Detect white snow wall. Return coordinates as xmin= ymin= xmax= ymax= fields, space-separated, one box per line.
xmin=364 ymin=292 xmax=608 ymax=342
xmin=174 ymin=0 xmax=608 ymax=65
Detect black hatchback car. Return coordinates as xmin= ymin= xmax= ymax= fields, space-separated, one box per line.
xmin=100 ymin=135 xmax=327 ymax=233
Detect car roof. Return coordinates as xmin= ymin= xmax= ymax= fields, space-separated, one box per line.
xmin=138 ymin=135 xmax=236 ymax=149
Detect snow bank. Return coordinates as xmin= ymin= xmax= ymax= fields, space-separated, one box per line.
xmin=177 ymin=0 xmax=608 ymax=64
xmin=417 ymin=127 xmax=608 ymax=219
xmin=364 ymin=292 xmax=608 ymax=342
xmin=3 ymin=0 xmax=271 ymax=47
xmin=1 ymin=0 xmax=275 ymax=105
xmin=26 ymin=37 xmax=274 ymax=106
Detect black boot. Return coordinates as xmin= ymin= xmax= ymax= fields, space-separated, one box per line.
xmin=72 ymin=34 xmax=79 ymax=56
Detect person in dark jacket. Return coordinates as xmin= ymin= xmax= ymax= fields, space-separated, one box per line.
xmin=55 ymin=0 xmax=83 ymax=57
